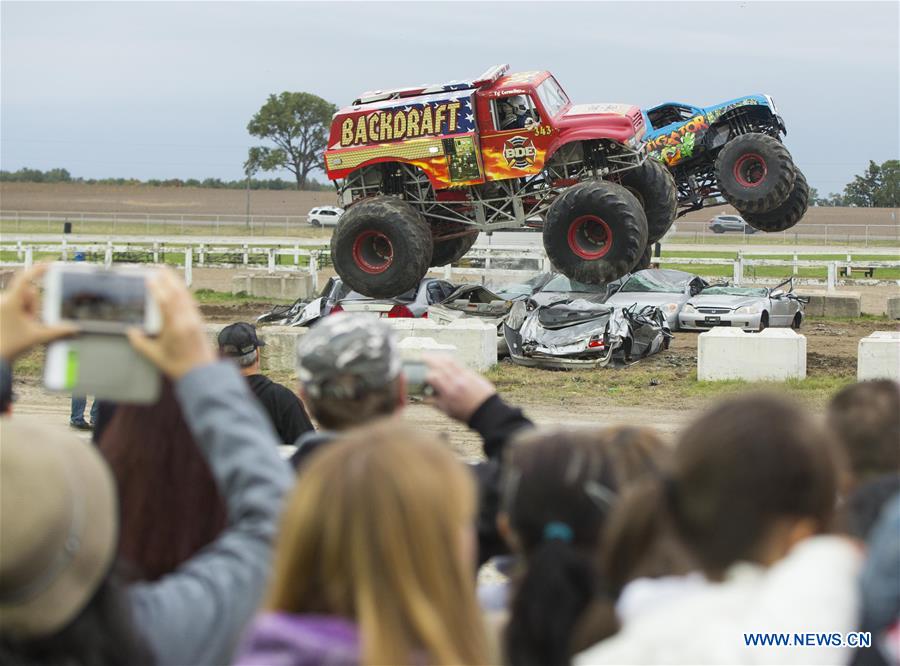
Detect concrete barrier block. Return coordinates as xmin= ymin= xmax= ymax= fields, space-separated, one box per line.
xmin=205 ymin=324 xmax=307 ymax=374
xmin=858 ymin=331 xmax=900 ymax=381
xmin=797 ymin=291 xmax=861 ymax=318
xmin=387 ymin=318 xmax=497 ymax=370
xmin=887 ymin=297 xmax=900 ymax=320
xmin=232 ymin=273 xmax=313 ymax=301
xmin=397 ymin=337 xmax=458 ymax=361
xmin=698 ymin=328 xmax=806 ymax=381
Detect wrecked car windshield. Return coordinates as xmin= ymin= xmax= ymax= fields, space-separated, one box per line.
xmin=702 ymin=286 xmax=768 ymax=297
xmin=619 ymin=272 xmax=686 ymax=294
xmin=541 ymin=275 xmax=607 ymax=293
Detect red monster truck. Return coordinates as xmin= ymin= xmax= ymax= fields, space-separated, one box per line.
xmin=324 ymin=65 xmax=676 ymax=298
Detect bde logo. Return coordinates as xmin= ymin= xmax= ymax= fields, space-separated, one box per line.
xmin=503 ymin=136 xmax=537 ymax=169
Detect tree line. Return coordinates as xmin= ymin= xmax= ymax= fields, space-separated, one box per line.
xmin=809 ymin=160 xmax=898 ymax=208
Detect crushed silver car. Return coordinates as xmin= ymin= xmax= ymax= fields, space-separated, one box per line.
xmin=257 ymin=277 xmax=455 ymax=327
xmin=678 ymin=277 xmax=806 ymax=332
xmin=504 ymin=298 xmax=672 ymax=370
xmin=428 ymin=284 xmax=513 ymax=354
xmin=604 ymin=269 xmax=709 ymax=331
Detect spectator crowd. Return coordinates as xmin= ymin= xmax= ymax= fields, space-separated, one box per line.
xmin=0 ymin=264 xmax=898 ymax=666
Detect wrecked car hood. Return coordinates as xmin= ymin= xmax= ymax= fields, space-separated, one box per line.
xmin=686 ymin=294 xmax=766 ymax=310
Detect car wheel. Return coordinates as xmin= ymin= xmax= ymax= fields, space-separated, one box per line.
xmin=711 ymin=225 xmax=724 ymax=234
xmin=758 ymin=311 xmax=769 ymax=331
xmin=792 ymin=312 xmax=802 ymax=329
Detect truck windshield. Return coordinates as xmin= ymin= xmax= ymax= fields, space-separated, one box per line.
xmin=536 ymin=78 xmax=569 ymax=117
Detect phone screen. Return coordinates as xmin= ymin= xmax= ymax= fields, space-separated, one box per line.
xmin=60 ymin=271 xmax=147 ymax=327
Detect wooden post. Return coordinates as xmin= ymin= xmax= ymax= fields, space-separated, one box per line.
xmin=24 ymin=246 xmax=33 ymax=269
xmin=293 ymin=244 xmax=300 ymax=266
xmin=827 ymin=262 xmax=837 ymax=292
xmin=309 ymin=251 xmax=319 ymax=293
xmin=733 ymin=251 xmax=743 ymax=285
xmin=242 ymin=244 xmax=249 ymax=266
xmin=153 ymin=242 xmax=159 ymax=264
xmin=267 ymin=247 xmax=276 ymax=273
xmin=104 ymin=241 xmax=113 ymax=268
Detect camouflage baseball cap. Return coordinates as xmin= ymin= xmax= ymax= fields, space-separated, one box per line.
xmin=296 ymin=313 xmax=400 ymax=400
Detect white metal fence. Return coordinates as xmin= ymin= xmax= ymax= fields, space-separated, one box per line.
xmin=1 ymin=209 xmax=899 ymax=246
xmin=3 ymin=237 xmax=898 ymax=293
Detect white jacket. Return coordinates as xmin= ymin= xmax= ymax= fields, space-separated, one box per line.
xmin=576 ymin=536 xmax=862 ymax=665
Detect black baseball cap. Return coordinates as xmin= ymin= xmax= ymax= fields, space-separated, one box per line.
xmin=217 ymin=322 xmax=266 ymax=357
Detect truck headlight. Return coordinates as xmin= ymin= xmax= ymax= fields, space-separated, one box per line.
xmin=682 ymin=303 xmax=697 ymax=314
xmin=735 ymin=305 xmax=761 ymax=314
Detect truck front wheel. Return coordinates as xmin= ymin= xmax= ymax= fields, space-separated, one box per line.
xmin=543 ymin=181 xmax=648 ymax=284
xmin=330 ymin=196 xmax=433 ymax=298
xmin=715 ymin=133 xmax=795 ymax=214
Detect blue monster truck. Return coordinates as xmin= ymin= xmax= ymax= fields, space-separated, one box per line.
xmin=642 ymin=94 xmax=808 ymax=232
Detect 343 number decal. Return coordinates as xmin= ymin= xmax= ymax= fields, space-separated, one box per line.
xmin=532 ymin=124 xmax=553 ymax=137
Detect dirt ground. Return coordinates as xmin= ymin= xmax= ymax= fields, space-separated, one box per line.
xmin=0 ymin=182 xmax=338 ymax=217
xmin=2 ymin=182 xmax=897 ymax=227
xmin=10 ymin=308 xmax=893 ymax=461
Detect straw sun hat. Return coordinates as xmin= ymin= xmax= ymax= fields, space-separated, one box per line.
xmin=0 ymin=418 xmax=118 ymax=639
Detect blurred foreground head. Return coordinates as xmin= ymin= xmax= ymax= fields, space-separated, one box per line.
xmin=827 ymin=379 xmax=900 ymax=486
xmin=0 ymin=418 xmax=117 ymax=638
xmin=0 ymin=418 xmax=152 ymax=666
xmin=266 ymin=420 xmax=487 ymax=665
xmin=501 ymin=426 xmax=670 ymax=666
xmin=294 ymin=313 xmax=403 ymax=430
xmin=605 ymin=394 xmax=841 ymax=583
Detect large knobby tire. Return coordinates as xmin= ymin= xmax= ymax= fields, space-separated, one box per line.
xmin=715 ymin=133 xmax=796 ymax=214
xmin=430 ymin=231 xmax=478 ymax=267
xmin=330 ymin=196 xmax=433 ymax=298
xmin=619 ymin=158 xmax=677 ymax=244
xmin=743 ymin=170 xmax=810 ymax=233
xmin=543 ymin=181 xmax=648 ymax=284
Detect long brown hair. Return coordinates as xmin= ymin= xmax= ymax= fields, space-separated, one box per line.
xmin=266 ymin=418 xmax=488 ymax=666
xmin=604 ymin=394 xmax=840 ymax=583
xmin=99 ymin=380 xmax=227 ymax=582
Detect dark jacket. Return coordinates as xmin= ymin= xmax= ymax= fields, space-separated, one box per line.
xmin=290 ymin=394 xmax=532 ymax=565
xmin=246 ymin=374 xmax=314 ymax=445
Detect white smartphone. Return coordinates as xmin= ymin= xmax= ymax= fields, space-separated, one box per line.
xmin=44 ymin=335 xmax=161 ymax=404
xmin=42 ymin=263 xmax=161 ymax=335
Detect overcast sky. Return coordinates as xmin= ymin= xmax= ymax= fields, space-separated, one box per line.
xmin=2 ymin=1 xmax=897 ymax=195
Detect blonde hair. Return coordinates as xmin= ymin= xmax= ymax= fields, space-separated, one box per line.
xmin=266 ymin=418 xmax=488 ymax=665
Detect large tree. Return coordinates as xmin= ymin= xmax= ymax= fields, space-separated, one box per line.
xmin=842 ymin=159 xmax=899 ymax=208
xmin=246 ymin=92 xmax=337 ymax=190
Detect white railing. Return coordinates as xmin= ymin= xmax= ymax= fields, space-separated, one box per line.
xmin=3 ymin=238 xmax=898 ymax=293
xmin=1 ymin=209 xmax=899 ymax=246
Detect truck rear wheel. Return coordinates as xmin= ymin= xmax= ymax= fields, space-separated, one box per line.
xmin=743 ymin=170 xmax=809 ymax=233
xmin=430 ymin=230 xmax=478 ymax=267
xmin=543 ymin=181 xmax=648 ymax=284
xmin=619 ymin=158 xmax=677 ymax=244
xmin=715 ymin=133 xmax=795 ymax=213
xmin=330 ymin=196 xmax=433 ymax=298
